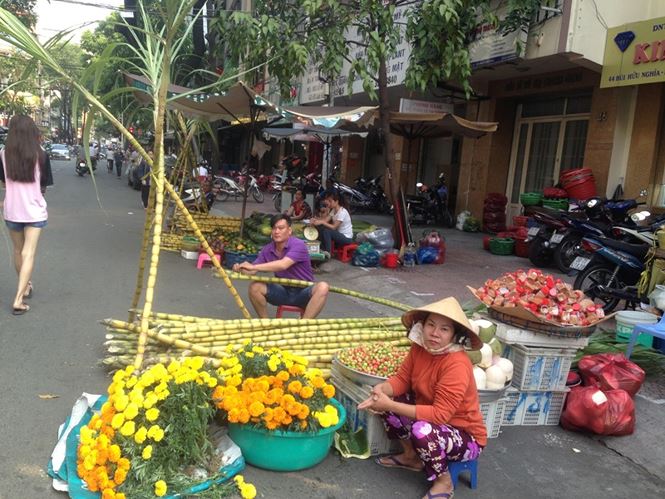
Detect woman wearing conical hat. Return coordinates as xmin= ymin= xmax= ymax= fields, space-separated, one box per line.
xmin=359 ymin=297 xmax=487 ymax=499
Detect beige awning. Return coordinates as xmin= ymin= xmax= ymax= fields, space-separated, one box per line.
xmin=355 ymin=111 xmax=498 ymax=139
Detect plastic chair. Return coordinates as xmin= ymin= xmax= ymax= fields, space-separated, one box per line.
xmin=334 ymin=243 xmax=358 ymax=263
xmin=276 ymin=305 xmax=305 ymax=318
xmin=196 ymin=253 xmax=221 ymax=269
xmin=448 ymin=458 xmax=478 ymax=489
xmin=625 ymin=315 xmax=665 ymax=359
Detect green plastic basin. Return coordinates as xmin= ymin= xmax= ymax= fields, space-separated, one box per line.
xmin=228 ymin=398 xmax=346 ymax=471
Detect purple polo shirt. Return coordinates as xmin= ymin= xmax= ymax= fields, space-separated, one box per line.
xmin=253 ymin=236 xmax=314 ymax=282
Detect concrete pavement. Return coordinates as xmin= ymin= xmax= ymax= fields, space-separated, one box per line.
xmin=0 ymin=165 xmax=663 ymax=498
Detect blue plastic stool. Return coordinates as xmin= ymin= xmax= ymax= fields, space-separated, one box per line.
xmin=448 ymin=459 xmax=478 ymax=489
xmin=626 ymin=314 xmax=665 ymax=359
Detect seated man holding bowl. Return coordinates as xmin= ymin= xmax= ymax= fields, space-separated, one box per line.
xmin=233 ymin=214 xmax=329 ymax=318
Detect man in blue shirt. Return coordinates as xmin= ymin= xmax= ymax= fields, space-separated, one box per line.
xmin=233 ymin=214 xmax=329 ymax=318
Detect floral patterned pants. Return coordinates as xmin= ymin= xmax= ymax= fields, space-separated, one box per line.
xmin=381 ymin=393 xmax=483 ymax=481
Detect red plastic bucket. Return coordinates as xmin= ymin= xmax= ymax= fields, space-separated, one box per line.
xmin=514 ymin=239 xmax=530 ymax=258
xmin=383 ymin=252 xmax=399 ymax=268
xmin=561 ymin=168 xmax=596 ymax=201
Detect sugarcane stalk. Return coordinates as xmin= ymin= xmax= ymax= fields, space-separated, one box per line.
xmin=225 ymin=273 xmax=411 ymax=311
xmin=190 ymin=329 xmax=405 ymax=346
xmin=135 ymin=310 xmax=401 ymax=325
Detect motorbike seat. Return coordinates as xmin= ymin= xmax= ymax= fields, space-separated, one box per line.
xmin=596 ymin=237 xmax=651 ymax=260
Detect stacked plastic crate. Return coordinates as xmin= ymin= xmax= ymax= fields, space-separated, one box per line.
xmin=496 ymin=322 xmax=589 ymax=426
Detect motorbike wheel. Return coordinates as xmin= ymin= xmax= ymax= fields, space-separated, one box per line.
xmin=573 ymin=264 xmax=622 ymax=313
xmin=217 ymin=190 xmax=229 ymax=202
xmin=274 ymin=193 xmax=282 ymax=212
xmin=252 ymin=187 xmax=265 ymax=203
xmin=553 ymin=234 xmax=583 ymax=273
xmin=528 ymin=236 xmax=553 ymax=268
xmin=76 ymin=169 xmax=85 ymax=177
xmin=442 ymin=209 xmax=455 ymax=229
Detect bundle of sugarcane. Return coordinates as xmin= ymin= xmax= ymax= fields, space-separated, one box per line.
xmin=160 ymin=233 xmax=183 ymax=252
xmin=101 ymin=313 xmax=408 ymax=374
xmin=170 ymin=212 xmax=241 ymax=234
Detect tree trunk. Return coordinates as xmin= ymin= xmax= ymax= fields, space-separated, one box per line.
xmin=377 ymin=56 xmax=396 ymax=199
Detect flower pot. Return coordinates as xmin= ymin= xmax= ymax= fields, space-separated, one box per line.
xmin=228 ymin=398 xmax=346 ymax=471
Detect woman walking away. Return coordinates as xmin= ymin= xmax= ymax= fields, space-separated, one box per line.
xmin=358 ymin=297 xmax=487 ymax=499
xmin=0 ymin=115 xmax=53 ymax=315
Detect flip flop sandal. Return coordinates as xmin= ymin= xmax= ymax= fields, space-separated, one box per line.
xmin=425 ymin=492 xmax=453 ymax=499
xmin=12 ymin=304 xmax=30 ymax=315
xmin=374 ymin=455 xmax=423 ymax=472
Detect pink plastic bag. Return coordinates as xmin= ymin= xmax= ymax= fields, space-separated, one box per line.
xmin=560 ymin=386 xmax=635 ymax=436
xmin=578 ymin=353 xmax=645 ymax=397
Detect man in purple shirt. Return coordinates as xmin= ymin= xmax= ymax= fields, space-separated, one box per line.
xmin=233 ymin=214 xmax=329 ymax=318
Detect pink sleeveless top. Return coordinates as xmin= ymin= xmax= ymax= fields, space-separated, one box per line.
xmin=1 ymin=149 xmax=48 ymax=223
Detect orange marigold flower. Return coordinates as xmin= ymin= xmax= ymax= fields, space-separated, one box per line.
xmin=262 ymin=407 xmax=274 ymax=422
xmin=117 ymin=457 xmax=130 ymax=471
xmin=298 ymin=406 xmax=310 ymax=420
xmin=248 ymin=401 xmax=265 ymax=418
xmin=273 ymin=406 xmax=286 ymax=422
xmin=228 ymin=407 xmax=241 ymax=423
xmin=266 ymin=420 xmax=278 ymax=430
xmin=101 ymin=487 xmax=116 ymax=499
xmin=300 ymin=420 xmax=308 ymax=429
xmin=287 ymin=381 xmax=302 ymax=394
xmin=276 ymin=370 xmax=289 ymax=382
xmin=212 ymin=386 xmax=224 ymax=401
xmin=114 ymin=465 xmax=128 ymax=485
xmin=238 ymin=408 xmax=250 ymax=424
xmin=299 ymin=386 xmax=314 ymax=399
xmin=311 ymin=377 xmax=325 ymax=389
xmin=322 ymin=384 xmax=336 ymax=398
xmin=282 ymin=414 xmax=293 ymax=426
xmin=281 ymin=393 xmax=295 ymax=405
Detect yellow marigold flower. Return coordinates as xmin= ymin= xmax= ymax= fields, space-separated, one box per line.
xmin=154 ymin=381 xmax=168 ymax=394
xmin=248 ymin=401 xmax=265 ymax=417
xmin=78 ymin=444 xmax=92 ymax=459
xmin=311 ymin=376 xmax=325 ymax=389
xmin=154 ymin=479 xmax=167 ymax=497
xmin=191 ymin=357 xmax=204 ymax=370
xmin=145 ymin=408 xmax=160 ymax=422
xmin=101 ymin=487 xmax=115 ymax=499
xmin=143 ymin=393 xmax=158 ymax=409
xmin=142 ymin=445 xmax=153 ymax=460
xmin=244 ymin=351 xmax=255 ymax=359
xmin=252 ymin=345 xmax=264 ymax=354
xmin=322 ymin=384 xmax=336 ymax=398
xmin=284 ymin=359 xmax=294 ymax=369
xmin=83 ymin=453 xmax=96 ymax=471
xmin=96 ymin=434 xmax=110 ymax=449
xmin=240 ymin=483 xmax=257 ymax=499
xmin=139 ymin=371 xmax=155 ymax=387
xmin=156 ymin=389 xmax=170 ymax=401
xmin=112 ymin=370 xmax=127 ymax=383
xmin=324 ymin=404 xmax=337 ymax=414
xmin=316 ymin=412 xmax=333 ymax=428
xmin=89 ymin=415 xmax=102 ymax=431
xmin=276 ymin=370 xmax=289 ymax=382
xmin=124 ymin=365 xmax=135 ymax=376
xmin=125 ymin=376 xmax=137 ymax=389
xmin=234 ymin=475 xmax=245 ymax=485
xmin=120 ymin=421 xmax=136 ymax=437
xmin=113 ymin=394 xmax=129 ymax=412
xmin=227 ymin=375 xmax=242 ymax=387
xmin=110 ymin=413 xmax=125 ymax=430
xmin=115 ymin=493 xmax=126 ymax=499
xmin=242 ymin=339 xmax=251 ymax=346
xmin=305 ymin=368 xmax=322 ymax=379
xmin=167 ymin=360 xmax=181 ymax=374
xmin=134 ymin=426 xmax=148 ymax=444
xmin=299 ymin=386 xmax=314 ymax=399
xmin=148 ymin=425 xmax=165 ymax=442
xmin=108 ymin=444 xmax=121 ymax=463
xmin=123 ymin=402 xmax=139 ymax=420
xmin=129 ymin=389 xmax=144 ymax=406
xmin=79 ymin=426 xmax=94 ymax=445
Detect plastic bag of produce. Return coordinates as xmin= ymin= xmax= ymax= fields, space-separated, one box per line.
xmin=560 ymin=386 xmax=635 ymax=436
xmin=416 ymin=246 xmax=439 ymax=265
xmin=352 ymin=242 xmax=380 ymax=267
xmin=456 ymin=210 xmax=471 ymax=231
xmin=463 ymin=216 xmax=481 ymax=232
xmin=578 ymin=353 xmax=645 ymax=397
xmin=357 ymin=227 xmax=394 ymax=248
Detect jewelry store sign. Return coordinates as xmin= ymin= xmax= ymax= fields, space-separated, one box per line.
xmin=601 ymin=16 xmax=665 ymax=88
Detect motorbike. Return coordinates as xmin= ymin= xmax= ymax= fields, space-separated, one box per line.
xmin=406 ymin=183 xmax=439 ymax=225
xmin=213 ymin=173 xmax=264 ymax=203
xmin=75 ymin=159 xmax=96 ymax=176
xmin=572 ymin=234 xmax=654 ymax=313
xmin=183 ymin=183 xmax=220 ymax=212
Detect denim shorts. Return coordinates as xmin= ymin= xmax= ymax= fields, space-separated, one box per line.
xmin=266 ymin=284 xmax=313 ymax=308
xmin=5 ymin=220 xmax=48 ymax=231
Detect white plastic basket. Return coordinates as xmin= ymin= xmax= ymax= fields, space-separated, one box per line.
xmin=504 ymin=344 xmax=576 ymax=391
xmin=480 ymin=398 xmax=506 ymax=439
xmin=501 ymin=388 xmax=569 ymax=426
xmin=495 ymin=322 xmax=590 ymax=349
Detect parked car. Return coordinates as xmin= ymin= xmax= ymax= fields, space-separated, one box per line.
xmin=49 ymin=143 xmax=71 ymax=161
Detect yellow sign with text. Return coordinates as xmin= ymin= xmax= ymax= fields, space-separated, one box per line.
xmin=601 ymin=17 xmax=665 ymax=88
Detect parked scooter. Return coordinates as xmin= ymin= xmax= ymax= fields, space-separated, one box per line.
xmin=572 ymin=234 xmax=653 ymax=313
xmin=406 ymin=183 xmax=439 ymax=225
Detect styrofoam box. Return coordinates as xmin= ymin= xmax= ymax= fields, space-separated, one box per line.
xmin=480 ymin=398 xmax=506 ymax=439
xmin=501 ymin=388 xmax=569 ymax=426
xmin=495 ymin=322 xmax=590 ymax=349
xmin=331 ymin=374 xmax=401 ymax=456
xmin=503 ymin=344 xmax=576 ymax=391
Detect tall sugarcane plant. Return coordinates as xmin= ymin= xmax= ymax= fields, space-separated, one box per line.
xmin=0 ymin=1 xmax=254 ymax=368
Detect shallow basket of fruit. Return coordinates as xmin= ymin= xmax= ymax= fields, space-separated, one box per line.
xmin=333 ymin=343 xmax=409 ymax=386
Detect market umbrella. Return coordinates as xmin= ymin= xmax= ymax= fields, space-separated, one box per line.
xmin=262 ymin=126 xmax=368 ymax=179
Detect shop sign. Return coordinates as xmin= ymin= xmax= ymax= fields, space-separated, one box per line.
xmin=601 ymin=16 xmax=665 ymax=88
xmin=299 ymin=3 xmax=412 ymax=104
xmin=469 ymin=2 xmax=528 ymax=69
xmin=399 ymin=98 xmax=453 ymax=114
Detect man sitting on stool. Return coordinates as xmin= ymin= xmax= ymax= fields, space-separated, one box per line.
xmin=233 ymin=214 xmax=329 ymax=318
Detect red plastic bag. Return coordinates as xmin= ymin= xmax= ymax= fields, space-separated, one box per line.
xmin=560 ymin=386 xmax=635 ymax=436
xmin=578 ymin=353 xmax=645 ymax=397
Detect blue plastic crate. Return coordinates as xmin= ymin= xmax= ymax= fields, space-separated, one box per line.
xmin=223 ymin=251 xmax=258 ymax=269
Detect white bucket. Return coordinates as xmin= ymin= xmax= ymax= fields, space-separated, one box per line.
xmin=615 ymin=311 xmax=658 ymax=348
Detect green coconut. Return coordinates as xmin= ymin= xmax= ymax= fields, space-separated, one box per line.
xmin=466 ymin=350 xmax=482 ymax=365
xmin=476 ymin=319 xmax=496 ymax=343
xmin=488 ymin=337 xmax=504 ymax=357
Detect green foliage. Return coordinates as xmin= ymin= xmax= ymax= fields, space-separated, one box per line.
xmin=0 ymin=0 xmax=36 ymax=29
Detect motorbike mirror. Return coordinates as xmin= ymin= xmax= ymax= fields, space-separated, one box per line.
xmin=586 ymin=198 xmax=599 ymax=208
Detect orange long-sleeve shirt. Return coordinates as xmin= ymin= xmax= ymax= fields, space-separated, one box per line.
xmin=387 ymin=345 xmax=488 ymax=446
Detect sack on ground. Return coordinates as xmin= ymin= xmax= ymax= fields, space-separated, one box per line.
xmin=352 ymin=242 xmax=380 ymax=267
xmin=560 ymin=386 xmax=635 ymax=436
xmin=578 ymin=353 xmax=645 ymax=397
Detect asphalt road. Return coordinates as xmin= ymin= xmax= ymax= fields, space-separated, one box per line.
xmin=1 ymin=162 xmax=664 ymax=499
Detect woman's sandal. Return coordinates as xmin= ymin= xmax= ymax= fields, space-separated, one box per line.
xmin=424 ymin=492 xmax=453 ymax=499
xmin=374 ymin=455 xmax=423 ymax=472
xmin=12 ymin=304 xmax=30 ymax=315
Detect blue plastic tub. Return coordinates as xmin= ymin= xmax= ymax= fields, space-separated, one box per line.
xmin=224 ymin=251 xmax=258 ymax=269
